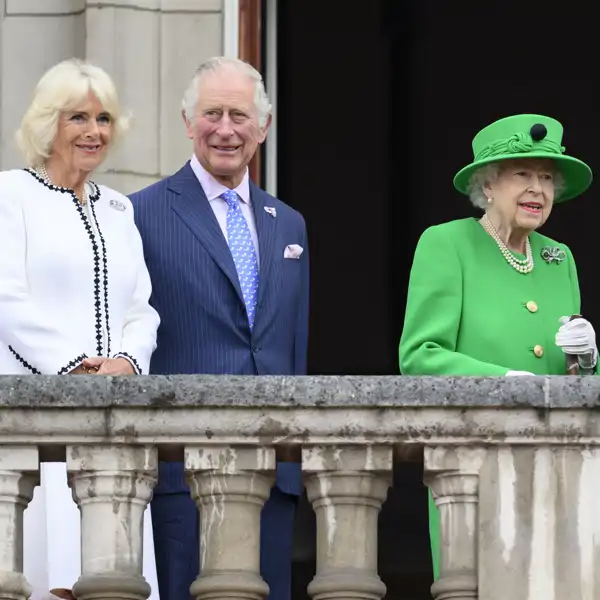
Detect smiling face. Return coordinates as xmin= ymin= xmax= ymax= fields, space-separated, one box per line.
xmin=184 ymin=69 xmax=270 ymax=188
xmin=48 ymin=90 xmax=112 ymax=176
xmin=484 ymin=158 xmax=557 ymax=232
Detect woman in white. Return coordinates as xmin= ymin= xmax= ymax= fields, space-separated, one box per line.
xmin=0 ymin=59 xmax=160 ymax=599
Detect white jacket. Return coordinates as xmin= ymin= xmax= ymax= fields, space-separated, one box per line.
xmin=0 ymin=169 xmax=160 ymax=375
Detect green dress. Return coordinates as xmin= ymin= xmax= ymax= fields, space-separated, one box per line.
xmin=398 ymin=217 xmax=582 ymax=578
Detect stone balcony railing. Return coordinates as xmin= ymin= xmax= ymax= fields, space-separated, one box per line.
xmin=1 ymin=375 xmax=600 ymax=600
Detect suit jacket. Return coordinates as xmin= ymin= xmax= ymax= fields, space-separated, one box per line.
xmin=399 ymin=218 xmax=581 ymax=376
xmin=129 ymin=162 xmax=309 ymax=494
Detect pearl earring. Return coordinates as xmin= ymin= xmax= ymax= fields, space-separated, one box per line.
xmin=487 ymin=197 xmax=493 ymax=204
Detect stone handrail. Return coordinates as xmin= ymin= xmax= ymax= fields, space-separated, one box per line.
xmin=0 ymin=375 xmax=598 ymax=600
xmin=1 ymin=375 xmax=598 ymax=442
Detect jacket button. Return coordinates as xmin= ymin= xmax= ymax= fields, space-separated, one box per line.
xmin=533 ymin=345 xmax=544 ymax=358
xmin=526 ymin=301 xmax=538 ymax=313
xmin=252 ymin=346 xmax=259 ymax=353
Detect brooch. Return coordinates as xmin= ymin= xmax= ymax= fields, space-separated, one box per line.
xmin=541 ymin=246 xmax=566 ymax=264
xmin=109 ymin=199 xmax=126 ymax=211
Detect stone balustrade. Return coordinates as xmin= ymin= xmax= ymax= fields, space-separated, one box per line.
xmin=0 ymin=375 xmax=599 ymax=600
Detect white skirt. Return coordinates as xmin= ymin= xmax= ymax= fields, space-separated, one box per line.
xmin=24 ymin=463 xmax=159 ymax=600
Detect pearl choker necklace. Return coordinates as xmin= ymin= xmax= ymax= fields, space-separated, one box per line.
xmin=481 ymin=214 xmax=534 ymax=274
xmin=35 ymin=164 xmax=88 ymax=206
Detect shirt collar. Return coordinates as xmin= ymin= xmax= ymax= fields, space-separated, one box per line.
xmin=190 ymin=154 xmax=251 ymax=205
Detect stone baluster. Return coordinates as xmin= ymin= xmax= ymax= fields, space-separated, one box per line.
xmin=424 ymin=446 xmax=486 ymax=600
xmin=67 ymin=445 xmax=157 ymax=600
xmin=0 ymin=447 xmax=38 ymax=600
xmin=303 ymin=445 xmax=392 ymax=600
xmin=186 ymin=445 xmax=275 ymax=600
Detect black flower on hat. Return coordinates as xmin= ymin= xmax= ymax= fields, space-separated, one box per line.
xmin=530 ymin=123 xmax=547 ymax=141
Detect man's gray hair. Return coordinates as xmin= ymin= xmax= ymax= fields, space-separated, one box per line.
xmin=181 ymin=57 xmax=272 ymax=128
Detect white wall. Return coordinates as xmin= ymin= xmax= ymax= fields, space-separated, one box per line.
xmin=0 ymin=0 xmax=226 ymax=193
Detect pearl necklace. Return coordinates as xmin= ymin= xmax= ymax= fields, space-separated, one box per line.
xmin=481 ymin=214 xmax=534 ymax=274
xmin=35 ymin=164 xmax=88 ymax=206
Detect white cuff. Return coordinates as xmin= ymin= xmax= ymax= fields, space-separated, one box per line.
xmin=112 ymin=352 xmax=142 ymax=374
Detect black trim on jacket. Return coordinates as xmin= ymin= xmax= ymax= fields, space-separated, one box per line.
xmin=18 ymin=170 xmax=109 ymax=372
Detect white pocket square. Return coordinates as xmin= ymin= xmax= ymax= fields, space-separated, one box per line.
xmin=284 ymin=244 xmax=303 ymax=259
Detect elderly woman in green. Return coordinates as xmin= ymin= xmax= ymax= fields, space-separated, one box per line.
xmin=399 ymin=114 xmax=597 ymax=579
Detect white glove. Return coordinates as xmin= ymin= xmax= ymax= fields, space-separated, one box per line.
xmin=555 ymin=316 xmax=598 ymax=368
xmin=506 ymin=370 xmax=535 ymax=376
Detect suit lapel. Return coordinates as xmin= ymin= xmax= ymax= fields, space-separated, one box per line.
xmin=251 ymin=183 xmax=277 ymax=308
xmin=169 ymin=163 xmax=244 ymax=302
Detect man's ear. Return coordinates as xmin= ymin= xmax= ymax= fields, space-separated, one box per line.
xmin=258 ymin=113 xmax=273 ymax=144
xmin=182 ymin=110 xmax=194 ymax=140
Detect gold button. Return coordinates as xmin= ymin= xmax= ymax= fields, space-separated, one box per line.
xmin=533 ymin=345 xmax=544 ymax=358
xmin=526 ymin=301 xmax=538 ymax=313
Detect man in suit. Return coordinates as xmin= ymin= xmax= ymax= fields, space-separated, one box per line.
xmin=129 ymin=57 xmax=309 ymax=600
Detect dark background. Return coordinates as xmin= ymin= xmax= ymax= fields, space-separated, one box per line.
xmin=276 ymin=0 xmax=599 ymax=377
xmin=274 ymin=0 xmax=599 ymax=597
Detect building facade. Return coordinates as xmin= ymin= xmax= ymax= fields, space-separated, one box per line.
xmin=0 ymin=0 xmax=238 ymax=194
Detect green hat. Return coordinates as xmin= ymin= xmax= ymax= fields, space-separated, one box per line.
xmin=454 ymin=114 xmax=592 ymax=203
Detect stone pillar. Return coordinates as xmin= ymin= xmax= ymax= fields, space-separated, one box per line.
xmin=303 ymin=445 xmax=392 ymax=600
xmin=0 ymin=446 xmax=38 ymax=600
xmin=67 ymin=445 xmax=157 ymax=600
xmin=424 ymin=446 xmax=486 ymax=600
xmin=186 ymin=445 xmax=275 ymax=600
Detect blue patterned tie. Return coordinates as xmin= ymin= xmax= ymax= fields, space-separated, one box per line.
xmin=221 ymin=190 xmax=260 ymax=328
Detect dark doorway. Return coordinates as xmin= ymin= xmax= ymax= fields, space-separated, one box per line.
xmin=276 ymin=0 xmax=599 ymax=598
xmin=276 ymin=0 xmax=395 ymax=376
xmin=276 ymin=2 xmax=432 ymax=598
xmin=277 ymin=0 xmax=600 ymax=379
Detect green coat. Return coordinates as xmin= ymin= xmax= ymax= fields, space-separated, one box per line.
xmin=399 ymin=217 xmax=583 ymax=580
xmin=399 ymin=217 xmax=581 ymax=376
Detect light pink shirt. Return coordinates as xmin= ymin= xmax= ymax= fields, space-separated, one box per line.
xmin=190 ymin=154 xmax=260 ymax=261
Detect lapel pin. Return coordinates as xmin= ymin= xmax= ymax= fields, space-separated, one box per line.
xmin=264 ymin=206 xmax=276 ymax=218
xmin=109 ymin=199 xmax=126 ymax=211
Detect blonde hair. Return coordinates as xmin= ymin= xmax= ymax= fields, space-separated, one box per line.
xmin=15 ymin=58 xmax=129 ymax=167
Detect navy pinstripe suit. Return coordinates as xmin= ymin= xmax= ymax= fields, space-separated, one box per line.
xmin=129 ymin=162 xmax=309 ymax=600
